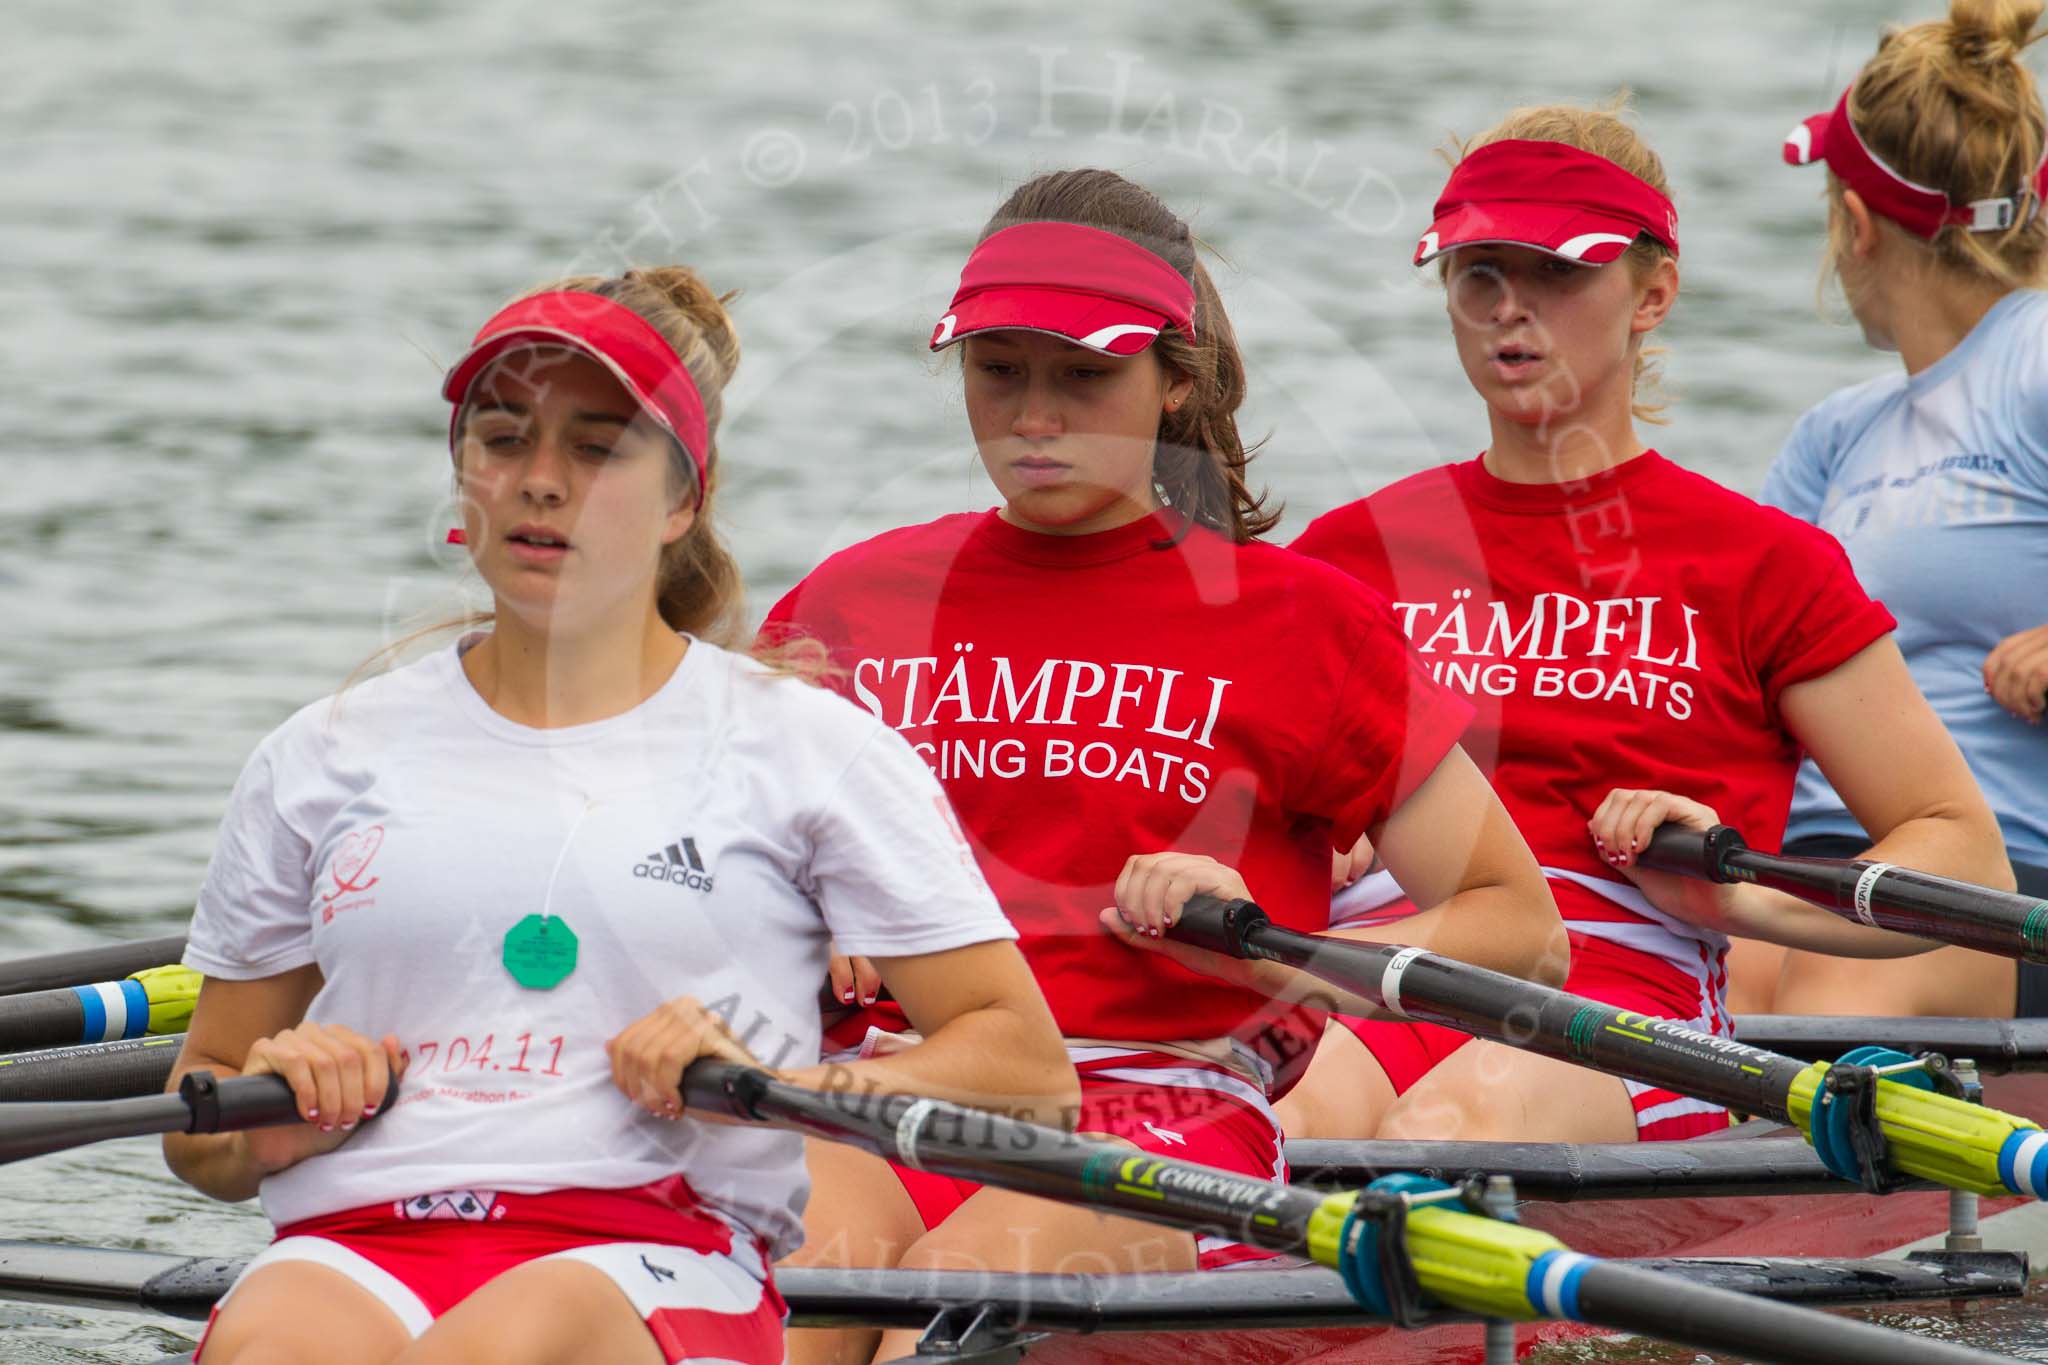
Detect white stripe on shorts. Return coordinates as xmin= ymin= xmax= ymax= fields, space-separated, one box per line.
xmin=220 ymin=1235 xmax=434 ymax=1337
xmin=542 ymin=1240 xmax=775 ymax=1338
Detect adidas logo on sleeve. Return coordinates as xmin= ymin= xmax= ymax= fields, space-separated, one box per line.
xmin=633 ymin=836 xmax=715 ymax=892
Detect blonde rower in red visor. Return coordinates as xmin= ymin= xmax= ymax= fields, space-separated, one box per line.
xmin=1273 ymin=106 xmax=2012 ymax=1147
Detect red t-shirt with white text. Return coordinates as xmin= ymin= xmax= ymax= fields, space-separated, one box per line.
xmin=763 ymin=509 xmax=1472 ymax=1082
xmin=1292 ymin=451 xmax=1894 ymax=975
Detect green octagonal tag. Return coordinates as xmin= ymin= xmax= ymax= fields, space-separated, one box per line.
xmin=502 ymin=914 xmax=578 ymax=990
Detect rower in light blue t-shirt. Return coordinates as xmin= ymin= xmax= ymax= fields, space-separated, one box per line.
xmin=1762 ymin=287 xmax=2048 ymax=873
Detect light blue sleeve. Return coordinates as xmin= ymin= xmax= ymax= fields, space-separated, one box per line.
xmin=1759 ymin=404 xmax=1834 ymax=523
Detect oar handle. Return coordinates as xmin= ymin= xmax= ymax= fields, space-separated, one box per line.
xmin=1638 ymin=822 xmax=1747 ymax=881
xmin=175 ymin=1072 xmax=299 ymax=1134
xmin=1171 ymin=894 xmax=1271 ymax=958
xmin=679 ymin=1059 xmax=774 ymax=1122
xmin=0 ymin=1067 xmax=399 ymax=1168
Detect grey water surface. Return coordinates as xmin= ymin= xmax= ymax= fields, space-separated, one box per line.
xmin=5 ymin=0 xmax=2042 ymax=1359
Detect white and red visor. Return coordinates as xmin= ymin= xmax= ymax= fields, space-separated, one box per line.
xmin=441 ymin=290 xmax=709 ymax=508
xmin=1784 ymin=87 xmax=2046 ymax=238
xmin=1415 ymin=139 xmax=1680 ymax=267
xmin=931 ymin=221 xmax=1197 ymax=356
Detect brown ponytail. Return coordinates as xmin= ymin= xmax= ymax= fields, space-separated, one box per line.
xmin=979 ymin=170 xmax=1280 ymax=543
xmin=1837 ymin=0 xmax=2048 ymax=288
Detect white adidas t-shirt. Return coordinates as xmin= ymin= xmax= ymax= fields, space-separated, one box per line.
xmin=184 ymin=635 xmax=1015 ymax=1257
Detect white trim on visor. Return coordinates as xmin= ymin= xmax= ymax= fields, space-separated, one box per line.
xmin=1075 ymin=322 xmax=1162 ymax=349
xmin=1784 ymin=123 xmax=1817 ymax=166
xmin=1553 ymin=231 xmax=1636 ymax=259
xmin=929 ymin=322 xmax=1161 ymax=356
xmin=1416 ymin=235 xmax=1633 ymax=266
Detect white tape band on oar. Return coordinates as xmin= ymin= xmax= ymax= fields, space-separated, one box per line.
xmin=1380 ymin=947 xmax=1428 ymax=1018
xmin=1854 ymin=863 xmax=1896 ymax=927
xmin=1529 ymin=1249 xmax=1596 ymax=1319
xmin=71 ymin=980 xmax=149 ymax=1044
xmin=894 ymin=1098 xmax=939 ymax=1171
xmin=2002 ymin=1129 xmax=2048 ymax=1197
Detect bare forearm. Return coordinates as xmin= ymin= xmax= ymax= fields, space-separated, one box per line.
xmin=1725 ymin=807 xmax=2008 ymax=957
xmin=782 ymin=1002 xmax=1079 ymax=1129
xmin=1720 ymin=885 xmax=1938 ymax=957
xmin=162 ymin=1058 xmax=266 ymax=1202
xmin=1860 ymin=809 xmax=2016 ymax=893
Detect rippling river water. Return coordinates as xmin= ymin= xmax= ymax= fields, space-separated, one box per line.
xmin=4 ymin=1 xmax=2042 ymax=1359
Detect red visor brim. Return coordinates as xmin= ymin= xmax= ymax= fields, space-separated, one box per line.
xmin=1417 ymin=203 xmax=1646 ymax=266
xmin=931 ymin=287 xmax=1173 ymax=355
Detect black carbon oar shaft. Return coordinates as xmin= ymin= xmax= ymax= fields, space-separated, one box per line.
xmin=1735 ymin=1014 xmax=2048 ymax=1072
xmin=1176 ymin=899 xmax=1809 ymax=1123
xmin=678 ymin=1064 xmax=2019 ymax=1365
xmin=0 ymin=989 xmax=89 ymax=1053
xmin=0 ymin=1074 xmax=308 ymax=1166
xmin=1169 ymin=896 xmax=2048 ymax=1201
xmin=0 ymin=938 xmax=186 ymax=998
xmin=1572 ymin=1260 xmax=2010 ymax=1365
xmin=1642 ymin=824 xmax=2048 ymax=961
xmin=0 ymin=1035 xmax=185 ymax=1101
xmin=681 ymin=1062 xmax=1333 ymax=1251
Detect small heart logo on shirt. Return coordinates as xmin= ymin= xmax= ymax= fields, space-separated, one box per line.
xmin=324 ymin=825 xmax=385 ymax=900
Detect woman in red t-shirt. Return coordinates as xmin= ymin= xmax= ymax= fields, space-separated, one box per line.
xmin=764 ymin=168 xmax=1560 ymax=1364
xmin=1272 ymin=103 xmax=2015 ymax=1147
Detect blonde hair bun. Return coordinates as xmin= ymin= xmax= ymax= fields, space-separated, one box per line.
xmin=1946 ymin=0 xmax=2046 ymax=68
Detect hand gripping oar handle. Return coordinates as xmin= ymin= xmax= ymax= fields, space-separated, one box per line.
xmin=1169 ymin=895 xmax=2048 ymax=1201
xmin=679 ymin=1062 xmax=2016 ymax=1365
xmin=1641 ymin=822 xmax=2048 ymax=962
xmin=0 ymin=1070 xmax=399 ymax=1167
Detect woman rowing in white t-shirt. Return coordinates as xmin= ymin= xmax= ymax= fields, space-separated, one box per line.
xmin=163 ymin=267 xmax=1075 ymax=1365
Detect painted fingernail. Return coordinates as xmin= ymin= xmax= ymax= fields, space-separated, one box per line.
xmin=320 ymin=1122 xmax=335 ymax=1133
xmin=841 ymin=990 xmax=854 ymax=1003
xmin=363 ymin=1105 xmax=379 ymax=1118
xmin=307 ymin=1108 xmax=319 ymax=1120
xmin=340 ymin=1120 xmax=356 ymax=1132
xmin=861 ymin=994 xmax=876 ymax=1006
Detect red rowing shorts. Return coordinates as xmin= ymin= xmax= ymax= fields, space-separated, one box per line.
xmin=1336 ymin=931 xmax=1731 ymax=1141
xmin=196 ymin=1177 xmax=785 ymax=1364
xmin=888 ymin=1047 xmax=1287 ymax=1270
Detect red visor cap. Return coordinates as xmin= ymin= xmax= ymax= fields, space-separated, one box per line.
xmin=441 ymin=291 xmax=710 ymax=507
xmin=1784 ymin=87 xmax=2048 ymax=238
xmin=1416 ymin=139 xmax=1680 ymax=266
xmin=932 ymin=221 xmax=1197 ymax=356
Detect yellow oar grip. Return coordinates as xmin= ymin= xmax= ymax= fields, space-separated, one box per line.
xmin=1306 ymin=1190 xmax=1573 ymax=1320
xmin=130 ymin=964 xmax=201 ymax=1035
xmin=1788 ymin=1061 xmax=2044 ymax=1198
